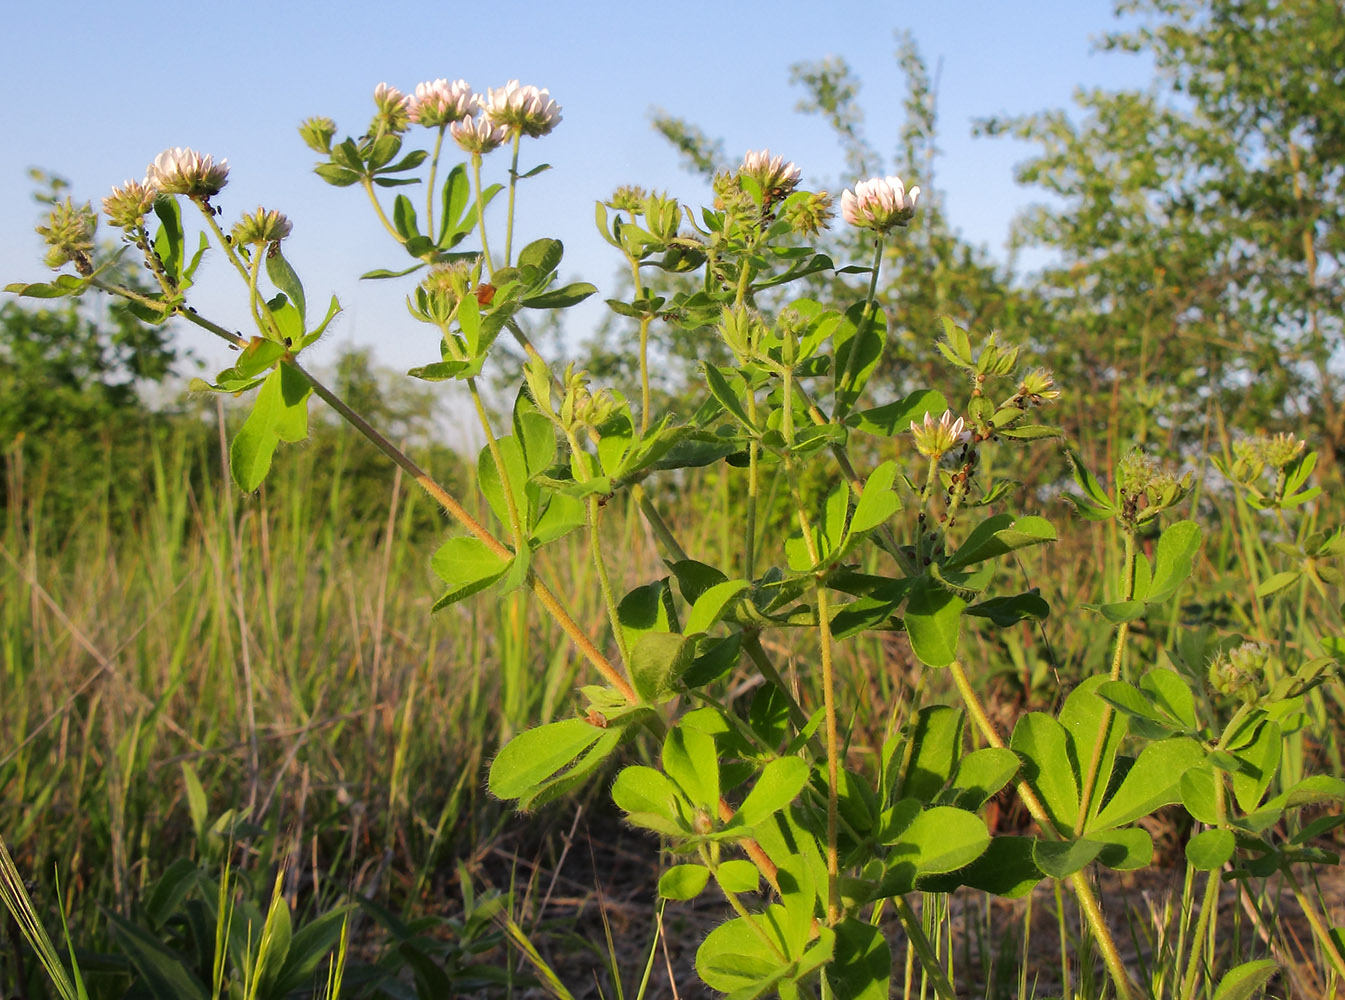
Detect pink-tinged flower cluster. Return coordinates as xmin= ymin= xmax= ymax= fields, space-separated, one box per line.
xmin=484 ymin=80 xmax=562 ymax=138
xmin=371 ymin=82 xmax=412 ymax=135
xmin=840 ymin=175 xmax=919 ymax=232
xmin=450 ymin=114 xmax=509 ymax=154
xmin=910 ymin=410 xmax=967 ymax=459
xmin=410 ymin=78 xmax=477 ymax=128
xmin=102 ymin=179 xmax=157 ymax=229
xmin=146 ymin=147 xmax=229 ymax=199
xmin=739 ymin=149 xmax=802 ymax=195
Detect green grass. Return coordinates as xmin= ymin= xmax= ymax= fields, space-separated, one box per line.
xmin=2 ymin=410 xmax=1342 ymax=999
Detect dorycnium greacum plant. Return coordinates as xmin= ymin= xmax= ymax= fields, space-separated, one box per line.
xmin=7 ymin=76 xmax=1344 ymax=1000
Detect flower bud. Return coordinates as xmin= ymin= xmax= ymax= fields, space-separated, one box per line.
xmin=738 ymin=149 xmax=802 ymax=203
xmin=231 ymin=206 xmax=293 ymax=247
xmin=1263 ymin=432 xmax=1306 ymax=470
xmin=37 ymin=198 xmax=97 ymax=275
xmin=910 ymin=410 xmax=967 ymax=459
xmin=606 ymin=185 xmax=647 ymax=214
xmin=418 ymin=261 xmax=474 ymax=326
xmin=102 ymin=179 xmax=157 ymax=230
xmin=1208 ymin=642 xmax=1270 ymax=703
xmin=299 ymin=116 xmax=337 ymax=154
xmin=449 ymin=114 xmax=508 ymax=155
xmin=1017 ymin=368 xmax=1061 ymax=407
xmin=783 ymin=189 xmax=834 ymax=236
xmin=370 ymin=82 xmax=411 ymax=137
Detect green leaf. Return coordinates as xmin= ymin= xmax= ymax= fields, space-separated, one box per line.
xmin=265 ymin=250 xmax=306 ymax=329
xmin=477 ymin=434 xmax=531 ymax=532
xmin=488 ymin=719 xmax=607 ymax=802
xmin=1229 ymin=720 xmax=1281 ymax=814
xmin=715 ymin=859 xmax=760 ymax=894
xmin=1010 ymin=712 xmax=1079 ymax=832
xmin=919 ymin=835 xmax=1042 ymax=898
xmin=1255 ymin=570 xmax=1302 ymax=598
xmin=703 ymin=363 xmax=756 ymax=431
xmin=828 ymin=919 xmax=890 ymax=1000
xmin=1058 ymin=676 xmax=1127 ymax=826
xmin=105 ymin=909 xmax=209 ymax=1000
xmin=1093 ymin=827 xmax=1153 ymax=870
xmin=430 ymin=536 xmax=511 ymax=610
xmin=945 ymin=514 xmax=1056 ymax=569
xmin=659 ymin=864 xmax=710 ymax=900
xmin=663 ymin=724 xmax=719 ymax=812
xmin=630 ymin=632 xmax=694 ymax=703
xmin=617 ymin=578 xmax=679 ymax=650
xmin=522 ymin=281 xmax=597 ymax=309
xmin=898 ymin=706 xmax=964 ymax=803
xmin=685 ymin=579 xmax=750 ymax=635
xmin=1093 ymin=737 xmax=1205 ymax=829
xmin=229 ymin=368 xmax=283 ymax=492
xmin=943 ymin=748 xmax=1020 ymax=810
xmin=613 ymin=766 xmax=683 ymax=834
xmin=153 ymin=196 xmax=185 ymax=284
xmin=849 ymin=389 xmax=948 ymax=437
xmin=834 ymin=301 xmax=887 ymax=414
xmin=850 ymin=461 xmax=901 ymax=534
xmin=882 ymin=805 xmax=991 ymax=895
xmin=1186 ymin=828 xmax=1236 ymax=870
xmin=965 ymin=591 xmax=1050 ymax=627
xmin=738 ymin=757 xmax=810 ymax=827
xmin=904 ymin=577 xmax=965 ymax=667
xmin=393 ymin=194 xmax=421 ymax=242
xmin=1033 ymin=838 xmax=1106 ymax=879
xmin=1212 ymin=960 xmax=1279 ymax=1000
xmin=272 ymin=906 xmax=352 ymax=995
xmin=180 ymin=763 xmax=208 ymax=843
xmin=1140 ymin=520 xmax=1202 ymax=603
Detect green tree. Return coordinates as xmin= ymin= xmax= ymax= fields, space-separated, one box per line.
xmin=980 ymin=0 xmax=1345 ymax=466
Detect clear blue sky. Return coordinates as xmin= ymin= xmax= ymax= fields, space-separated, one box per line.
xmin=2 ymin=1 xmax=1152 ymax=376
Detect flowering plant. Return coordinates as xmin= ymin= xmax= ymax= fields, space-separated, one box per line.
xmin=8 ymin=77 xmax=1344 ymax=1000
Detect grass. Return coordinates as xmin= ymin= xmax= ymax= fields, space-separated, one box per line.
xmin=2 ymin=404 xmax=1343 ymax=998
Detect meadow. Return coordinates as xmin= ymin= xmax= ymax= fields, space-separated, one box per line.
xmin=4 ymin=4 xmax=1345 ymax=996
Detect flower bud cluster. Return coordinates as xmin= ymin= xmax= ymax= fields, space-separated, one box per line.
xmin=231 ymin=206 xmax=293 ymax=247
xmin=415 ymin=261 xmax=476 ymax=327
xmin=38 ymin=198 xmax=97 ymax=274
xmin=370 ymin=82 xmax=412 ymax=137
xmin=606 ymin=185 xmax=648 ymax=214
xmin=102 ymin=180 xmax=157 ymax=230
xmin=1208 ymin=641 xmax=1271 ymax=703
xmin=1014 ymin=368 xmax=1061 ymax=407
xmin=739 ymin=149 xmax=802 ymax=202
xmin=1117 ymin=449 xmax=1191 ymax=526
xmin=299 ymin=116 xmax=337 ymax=154
xmin=782 ymin=190 xmax=834 ymax=236
xmin=450 ymin=114 xmax=509 ymax=155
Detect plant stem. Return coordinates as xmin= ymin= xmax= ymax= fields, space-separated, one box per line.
xmin=425 ymin=126 xmax=446 ymax=240
xmin=470 ymin=153 xmax=496 ymax=277
xmin=504 ymin=132 xmax=521 ymax=267
xmin=468 ymin=377 xmax=527 ymax=552
xmin=359 ymin=178 xmax=405 ymax=245
xmin=948 ymin=660 xmax=1136 ymax=1000
xmin=835 ymin=235 xmax=885 ymax=419
xmin=892 ymin=897 xmax=958 ymax=1000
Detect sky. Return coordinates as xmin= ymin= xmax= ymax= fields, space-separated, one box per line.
xmin=1 ymin=0 xmax=1155 ymax=380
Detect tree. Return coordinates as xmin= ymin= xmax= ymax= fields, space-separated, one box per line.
xmin=980 ymin=0 xmax=1345 ymax=466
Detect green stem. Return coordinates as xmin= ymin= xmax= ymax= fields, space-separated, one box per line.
xmin=949 ymin=660 xmax=1136 ymax=1000
xmin=1283 ymin=868 xmax=1345 ymax=978
xmin=631 ymin=484 xmax=686 ymax=563
xmin=470 ymin=153 xmax=496 ymax=277
xmin=360 ymin=178 xmax=405 ymax=245
xmin=742 ymin=632 xmax=809 ymax=731
xmin=1075 ymin=527 xmax=1139 ymax=836
xmin=468 ymin=377 xmax=526 ymax=551
xmin=835 ymin=235 xmax=885 ymax=418
xmin=504 ymin=132 xmax=521 ymax=266
xmin=425 ymin=126 xmax=446 ymax=241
